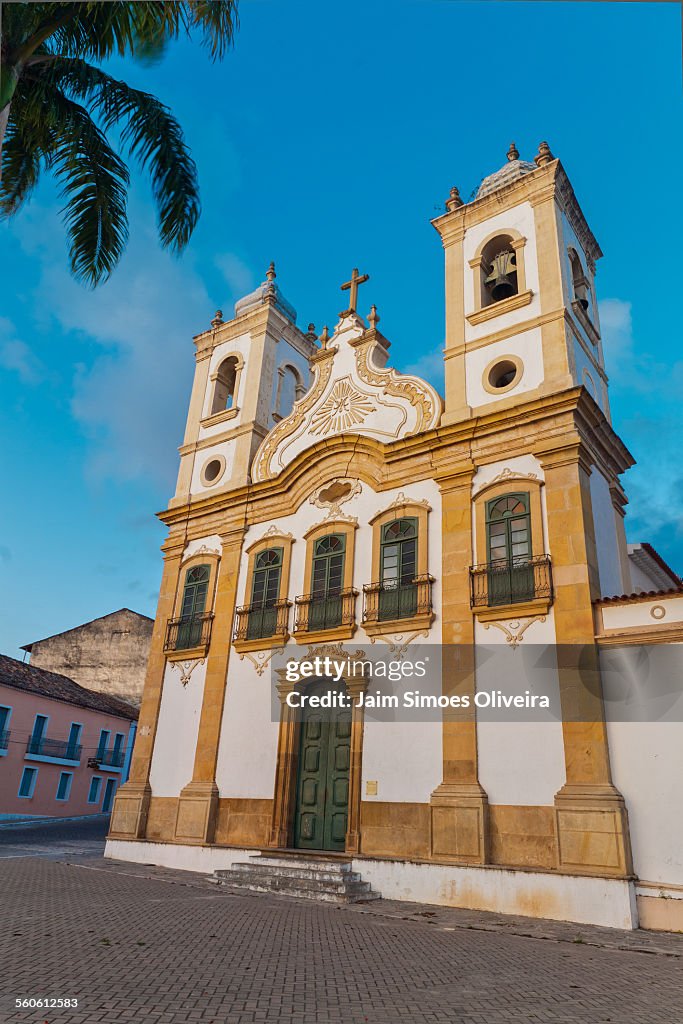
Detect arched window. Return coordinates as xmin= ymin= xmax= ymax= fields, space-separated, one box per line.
xmin=247 ymin=548 xmax=283 ymax=640
xmin=482 ymin=234 xmax=518 ymax=307
xmin=275 ymin=364 xmax=305 ymax=420
xmin=569 ymin=249 xmax=590 ymax=312
xmin=379 ymin=518 xmax=418 ymax=620
xmin=310 ymin=534 xmax=346 ymax=630
xmin=177 ymin=564 xmax=210 ymax=648
xmin=485 ymin=494 xmax=533 ymax=605
xmin=210 ymin=355 xmax=241 ymax=415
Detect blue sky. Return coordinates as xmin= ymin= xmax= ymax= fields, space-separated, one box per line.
xmin=1 ymin=1 xmax=681 ymax=657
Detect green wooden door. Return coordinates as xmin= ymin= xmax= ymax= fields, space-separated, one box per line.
xmin=293 ymin=682 xmax=351 ymax=852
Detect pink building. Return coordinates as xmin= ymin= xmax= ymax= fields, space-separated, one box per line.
xmin=0 ymin=654 xmax=138 ymax=822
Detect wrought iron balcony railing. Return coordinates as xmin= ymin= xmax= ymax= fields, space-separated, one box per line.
xmin=469 ymin=555 xmax=553 ymax=609
xmin=164 ymin=612 xmax=214 ymax=653
xmin=26 ymin=736 xmax=82 ymax=761
xmin=97 ymin=746 xmax=126 ymax=768
xmin=234 ymin=599 xmax=290 ymax=643
xmin=363 ymin=574 xmax=435 ymax=624
xmin=0 ymin=728 xmax=10 ymax=751
xmin=294 ymin=589 xmax=357 ymax=634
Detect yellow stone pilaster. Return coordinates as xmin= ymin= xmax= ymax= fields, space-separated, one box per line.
xmin=538 ymin=443 xmax=632 ymax=876
xmin=174 ymin=526 xmax=245 ymax=844
xmin=430 ymin=463 xmax=489 ymax=863
xmin=109 ymin=543 xmax=184 ymax=840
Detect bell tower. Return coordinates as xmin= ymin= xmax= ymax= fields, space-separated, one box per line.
xmin=171 ymin=264 xmax=316 ymax=507
xmin=432 ymin=142 xmax=609 ymax=427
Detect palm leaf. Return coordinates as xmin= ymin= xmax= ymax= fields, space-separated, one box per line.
xmin=42 ymin=57 xmax=200 ymax=252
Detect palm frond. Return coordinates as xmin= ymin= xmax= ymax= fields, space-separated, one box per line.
xmin=39 ymin=86 xmax=130 ymax=285
xmin=43 ymin=57 xmax=200 ymax=252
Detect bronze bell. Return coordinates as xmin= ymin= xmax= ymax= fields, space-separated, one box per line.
xmin=485 ymin=249 xmax=517 ymax=301
xmin=574 ymin=275 xmax=590 ymax=311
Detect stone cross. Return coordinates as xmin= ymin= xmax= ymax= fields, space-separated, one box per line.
xmin=340 ymin=267 xmax=369 ymax=313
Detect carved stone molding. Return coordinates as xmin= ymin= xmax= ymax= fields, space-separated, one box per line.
xmin=368 ymin=629 xmax=430 ymax=658
xmin=310 ymin=379 xmax=375 ymax=436
xmin=472 ymin=467 xmax=540 ymax=497
xmin=354 ymin=341 xmax=442 ymax=436
xmin=170 ymin=658 xmax=206 ymax=686
xmin=482 ymin=616 xmax=546 ymax=648
xmin=238 ymin=647 xmax=284 ymax=677
xmin=309 ymin=478 xmax=362 ymax=517
xmin=371 ymin=490 xmax=431 ymax=521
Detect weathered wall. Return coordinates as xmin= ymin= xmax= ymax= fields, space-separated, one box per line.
xmin=28 ymin=610 xmax=152 ymax=707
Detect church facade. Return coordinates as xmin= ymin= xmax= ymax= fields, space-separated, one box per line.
xmin=106 ymin=143 xmax=683 ymax=932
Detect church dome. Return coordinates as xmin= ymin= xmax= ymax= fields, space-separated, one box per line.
xmin=475 ymin=143 xmax=536 ymax=200
xmin=234 ymin=262 xmax=297 ymax=322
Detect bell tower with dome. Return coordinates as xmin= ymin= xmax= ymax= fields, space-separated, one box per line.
xmin=433 ymin=141 xmax=609 ymax=427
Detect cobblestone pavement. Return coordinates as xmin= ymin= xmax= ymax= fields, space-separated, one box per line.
xmin=0 ymin=816 xmax=108 ymax=860
xmin=2 ymin=855 xmax=683 ymax=1024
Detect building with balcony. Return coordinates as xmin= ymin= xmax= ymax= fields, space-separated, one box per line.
xmin=0 ymin=654 xmax=138 ymax=822
xmin=107 ymin=143 xmax=683 ymax=933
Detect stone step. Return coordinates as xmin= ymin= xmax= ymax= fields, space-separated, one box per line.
xmin=216 ymin=867 xmax=371 ymax=893
xmin=222 ymin=861 xmax=361 ymax=885
xmin=213 ymin=857 xmax=381 ymax=904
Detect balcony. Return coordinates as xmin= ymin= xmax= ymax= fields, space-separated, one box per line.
xmin=469 ymin=555 xmax=553 ymax=616
xmin=96 ymin=746 xmax=126 ymax=769
xmin=293 ymin=589 xmax=358 ymax=642
xmin=0 ymin=728 xmax=10 ymax=754
xmin=362 ymin=574 xmax=435 ymax=635
xmin=233 ymin=599 xmax=291 ymax=652
xmin=26 ymin=736 xmax=82 ymax=764
xmin=164 ymin=612 xmax=213 ymax=659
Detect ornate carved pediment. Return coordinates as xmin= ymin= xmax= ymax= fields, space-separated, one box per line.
xmin=251 ymin=315 xmax=442 ymax=482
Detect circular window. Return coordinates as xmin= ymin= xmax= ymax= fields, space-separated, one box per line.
xmin=200 ymin=455 xmax=226 ymax=487
xmin=483 ymin=356 xmax=523 ymax=395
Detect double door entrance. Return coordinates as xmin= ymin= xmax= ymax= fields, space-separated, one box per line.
xmin=293 ymin=682 xmax=351 ymax=852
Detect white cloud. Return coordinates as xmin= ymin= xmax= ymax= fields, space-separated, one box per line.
xmin=10 ymin=200 xmax=237 ymax=486
xmin=0 ymin=318 xmax=44 ymax=385
xmin=214 ymin=252 xmax=254 ymax=300
xmin=401 ymin=343 xmax=445 ymax=393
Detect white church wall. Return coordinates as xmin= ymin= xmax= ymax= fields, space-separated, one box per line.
xmin=463 ymin=201 xmax=541 ymax=344
xmin=589 ymin=467 xmax=625 ymax=599
xmin=607 ymin=719 xmax=683 ymax=889
xmin=149 ymin=662 xmax=206 ymax=797
xmin=601 ymin=595 xmax=683 ymax=630
xmin=215 ymin=660 xmax=280 ymax=799
xmin=465 ymin=328 xmax=545 ymax=408
xmin=197 ymin=332 xmax=251 ymax=439
xmin=189 ymin=438 xmax=236 ymax=497
xmin=360 ymin=720 xmax=442 ymax=804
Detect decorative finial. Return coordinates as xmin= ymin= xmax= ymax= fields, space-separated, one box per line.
xmin=445 ymin=186 xmax=464 ymax=212
xmin=266 ymin=261 xmax=276 ymax=282
xmin=507 ymin=142 xmax=519 ymax=162
xmin=319 ymin=325 xmax=330 ymax=350
xmin=211 ymin=309 xmax=224 ymax=329
xmin=305 ymin=322 xmax=317 ymax=343
xmin=534 ymin=141 xmax=554 ymax=168
xmin=368 ymin=305 xmax=380 ymax=330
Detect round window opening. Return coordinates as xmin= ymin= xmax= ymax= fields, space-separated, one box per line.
xmin=202 ymin=458 xmax=224 ymax=484
xmin=488 ymin=359 xmax=520 ymax=391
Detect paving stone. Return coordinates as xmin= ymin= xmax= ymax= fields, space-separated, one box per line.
xmin=1 ymin=852 xmax=682 ymax=1023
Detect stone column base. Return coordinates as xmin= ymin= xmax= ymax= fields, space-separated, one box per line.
xmin=108 ymin=782 xmax=151 ymax=840
xmin=430 ymin=782 xmax=489 ymax=863
xmin=174 ymin=782 xmax=219 ymax=844
xmin=554 ymin=784 xmax=633 ymax=876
